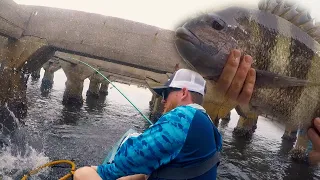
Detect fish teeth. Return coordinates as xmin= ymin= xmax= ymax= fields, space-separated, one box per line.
xmin=258 ymin=0 xmax=320 ymax=43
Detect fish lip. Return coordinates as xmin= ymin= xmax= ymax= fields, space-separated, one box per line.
xmin=176 ymin=27 xmax=223 ymax=57
xmin=175 ymin=27 xmax=201 ymax=47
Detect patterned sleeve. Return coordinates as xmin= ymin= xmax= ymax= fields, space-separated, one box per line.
xmin=97 ymin=106 xmax=195 ymax=180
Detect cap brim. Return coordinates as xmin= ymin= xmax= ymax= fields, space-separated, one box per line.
xmin=151 ymin=86 xmax=169 ymax=97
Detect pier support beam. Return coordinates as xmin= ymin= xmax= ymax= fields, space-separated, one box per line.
xmin=41 ymin=59 xmax=61 ymax=91
xmin=99 ymin=81 xmax=109 ymax=95
xmin=60 ymin=58 xmax=96 ymax=106
xmin=289 ymin=128 xmax=312 ymax=163
xmin=282 ymin=123 xmax=298 ymax=142
xmin=233 ymin=110 xmax=258 ymax=137
xmin=31 ymin=68 xmax=41 ymax=80
xmin=0 ymin=36 xmax=54 ymax=119
xmin=87 ymin=73 xmax=102 ymax=98
xmin=149 ymin=94 xmax=164 ymax=122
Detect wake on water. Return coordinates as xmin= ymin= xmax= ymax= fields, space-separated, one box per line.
xmin=0 ymin=140 xmax=50 ymax=180
xmin=0 ymin=104 xmax=50 ymax=180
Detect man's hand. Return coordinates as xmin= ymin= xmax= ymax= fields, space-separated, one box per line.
xmin=308 ymin=118 xmax=320 ymax=165
xmin=205 ymin=49 xmax=256 ymax=119
xmin=217 ymin=49 xmax=256 ymax=106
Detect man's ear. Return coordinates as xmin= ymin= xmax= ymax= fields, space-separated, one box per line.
xmin=181 ymin=87 xmax=188 ymax=99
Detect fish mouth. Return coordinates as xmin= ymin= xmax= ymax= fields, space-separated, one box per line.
xmin=175 ymin=27 xmax=201 ymax=47
xmin=175 ymin=27 xmax=203 ymax=71
xmin=175 ymin=27 xmax=221 ymax=57
xmin=175 ymin=27 xmax=220 ymax=78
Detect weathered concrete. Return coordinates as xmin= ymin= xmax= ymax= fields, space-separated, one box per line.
xmin=233 ymin=110 xmax=259 ymax=137
xmin=41 ymin=59 xmax=61 ymax=91
xmin=54 ymin=51 xmax=169 ymax=92
xmin=282 ymin=123 xmax=299 ymax=142
xmin=145 ymin=73 xmax=175 ymax=122
xmin=146 ymin=88 xmax=164 ymax=122
xmin=99 ymin=81 xmax=109 ymax=95
xmin=149 ymin=93 xmax=157 ymax=109
xmin=2 ymin=70 xmax=28 ymax=119
xmin=0 ymin=36 xmax=54 ymax=119
xmin=25 ymin=5 xmax=188 ymax=73
xmin=2 ymin=36 xmax=53 ymax=71
xmin=150 ymin=95 xmax=164 ymax=122
xmin=60 ymin=58 xmax=96 ymax=106
xmin=87 ymin=72 xmax=104 ymax=98
xmin=221 ymin=112 xmax=231 ymax=121
xmin=0 ymin=0 xmax=194 ymax=119
xmin=31 ymin=68 xmax=41 ymax=80
xmin=0 ymin=0 xmax=31 ymax=39
xmin=0 ymin=0 xmax=190 ymax=74
xmin=55 ymin=52 xmax=171 ymax=84
xmin=105 ymin=73 xmax=147 ymax=87
xmin=54 ymin=51 xmax=170 ymax=104
xmin=289 ymin=128 xmax=311 ymax=163
xmin=58 ymin=52 xmax=151 ymax=100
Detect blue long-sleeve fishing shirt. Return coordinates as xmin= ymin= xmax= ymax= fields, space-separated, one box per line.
xmin=97 ymin=104 xmax=222 ymax=179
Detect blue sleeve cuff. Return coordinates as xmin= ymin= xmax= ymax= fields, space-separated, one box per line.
xmin=97 ymin=164 xmax=114 ymax=180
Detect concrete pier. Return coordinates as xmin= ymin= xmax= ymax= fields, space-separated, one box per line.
xmin=87 ymin=73 xmax=103 ymax=98
xmin=289 ymin=128 xmax=310 ymax=163
xmin=41 ymin=59 xmax=61 ymax=91
xmin=60 ymin=59 xmax=96 ymax=106
xmin=31 ymin=68 xmax=41 ymax=80
xmin=233 ymin=111 xmax=259 ymax=137
xmin=282 ymin=123 xmax=298 ymax=142
xmin=0 ymin=36 xmax=54 ymax=118
xmin=99 ymin=81 xmax=109 ymax=95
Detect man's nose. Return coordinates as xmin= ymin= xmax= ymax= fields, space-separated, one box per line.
xmin=161 ymin=99 xmax=166 ymax=104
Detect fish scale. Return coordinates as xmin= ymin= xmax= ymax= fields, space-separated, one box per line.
xmin=174 ymin=0 xmax=320 ymax=130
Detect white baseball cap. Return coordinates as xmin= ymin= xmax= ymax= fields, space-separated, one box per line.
xmin=152 ymin=69 xmax=206 ymax=97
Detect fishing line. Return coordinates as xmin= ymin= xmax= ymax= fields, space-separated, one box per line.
xmin=68 ymin=57 xmax=154 ymax=126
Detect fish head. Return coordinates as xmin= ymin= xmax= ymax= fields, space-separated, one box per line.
xmin=175 ymin=12 xmax=239 ymax=80
xmin=175 ymin=7 xmax=258 ymax=80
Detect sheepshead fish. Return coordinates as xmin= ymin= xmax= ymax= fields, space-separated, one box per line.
xmin=174 ymin=3 xmax=320 ymax=129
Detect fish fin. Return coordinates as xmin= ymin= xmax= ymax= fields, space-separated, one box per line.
xmin=255 ymin=69 xmax=320 ymax=88
xmin=235 ymin=105 xmax=248 ymax=119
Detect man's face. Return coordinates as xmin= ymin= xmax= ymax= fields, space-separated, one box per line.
xmin=161 ymin=88 xmax=181 ymax=113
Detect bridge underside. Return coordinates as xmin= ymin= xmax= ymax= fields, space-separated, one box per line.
xmin=0 ymin=0 xmax=190 ymax=123
xmin=0 ymin=0 xmax=189 ymax=74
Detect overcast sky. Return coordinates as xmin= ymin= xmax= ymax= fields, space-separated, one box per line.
xmin=13 ymin=0 xmax=320 ymax=30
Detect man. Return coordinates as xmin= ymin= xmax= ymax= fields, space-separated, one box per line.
xmin=75 ymin=68 xmax=222 ymax=180
xmin=74 ymin=49 xmax=256 ymax=180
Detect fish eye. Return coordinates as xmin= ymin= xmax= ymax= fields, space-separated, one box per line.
xmin=212 ymin=20 xmax=224 ymax=31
